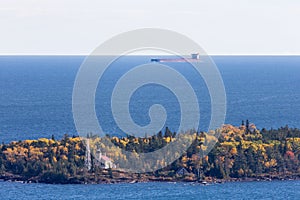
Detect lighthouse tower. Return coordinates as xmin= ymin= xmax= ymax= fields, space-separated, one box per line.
xmin=84 ymin=138 xmax=92 ymax=171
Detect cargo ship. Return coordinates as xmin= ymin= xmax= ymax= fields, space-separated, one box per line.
xmin=151 ymin=53 xmax=200 ymax=63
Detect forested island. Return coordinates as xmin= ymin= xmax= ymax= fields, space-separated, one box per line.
xmin=0 ymin=121 xmax=300 ymax=184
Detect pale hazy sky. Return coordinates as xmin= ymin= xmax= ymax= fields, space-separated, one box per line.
xmin=0 ymin=0 xmax=299 ymax=55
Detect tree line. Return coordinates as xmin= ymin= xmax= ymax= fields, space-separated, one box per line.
xmin=0 ymin=122 xmax=299 ymax=183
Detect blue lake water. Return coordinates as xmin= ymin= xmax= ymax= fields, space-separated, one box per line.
xmin=1 ymin=56 xmax=300 ymax=199
xmin=1 ymin=56 xmax=300 ymax=142
xmin=0 ymin=180 xmax=299 ymax=200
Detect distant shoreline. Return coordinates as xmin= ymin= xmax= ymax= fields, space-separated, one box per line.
xmin=1 ymin=124 xmax=300 ymax=185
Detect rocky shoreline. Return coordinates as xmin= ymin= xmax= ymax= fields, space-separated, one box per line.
xmin=1 ymin=171 xmax=299 ymax=185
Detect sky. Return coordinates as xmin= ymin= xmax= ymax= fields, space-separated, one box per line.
xmin=0 ymin=0 xmax=299 ymax=55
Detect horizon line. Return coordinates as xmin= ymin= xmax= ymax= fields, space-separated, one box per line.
xmin=1 ymin=54 xmax=300 ymax=56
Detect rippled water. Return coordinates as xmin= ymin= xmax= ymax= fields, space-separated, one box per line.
xmin=1 ymin=56 xmax=300 ymax=142
xmin=1 ymin=180 xmax=299 ymax=200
